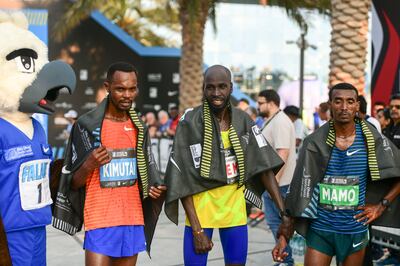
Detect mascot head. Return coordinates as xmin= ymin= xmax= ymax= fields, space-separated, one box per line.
xmin=0 ymin=11 xmax=75 ymax=116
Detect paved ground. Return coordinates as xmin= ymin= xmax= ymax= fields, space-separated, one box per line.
xmin=47 ymin=206 xmax=284 ymax=266
xmin=47 ymin=205 xmax=339 ymax=265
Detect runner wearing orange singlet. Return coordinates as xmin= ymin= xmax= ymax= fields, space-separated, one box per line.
xmin=69 ymin=62 xmax=166 ymax=266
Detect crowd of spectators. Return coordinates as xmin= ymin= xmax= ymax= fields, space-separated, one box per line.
xmin=142 ymin=106 xmax=181 ymax=139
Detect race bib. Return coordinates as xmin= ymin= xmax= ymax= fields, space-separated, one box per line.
xmin=319 ymin=176 xmax=359 ymax=211
xmin=19 ymin=159 xmax=52 ymax=211
xmin=100 ymin=148 xmax=137 ymax=188
xmin=224 ymin=148 xmax=238 ymax=184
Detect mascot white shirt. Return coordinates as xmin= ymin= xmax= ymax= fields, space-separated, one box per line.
xmin=0 ymin=11 xmax=76 ymax=266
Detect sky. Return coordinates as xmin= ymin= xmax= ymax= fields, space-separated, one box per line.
xmin=203 ymin=3 xmax=335 ymax=83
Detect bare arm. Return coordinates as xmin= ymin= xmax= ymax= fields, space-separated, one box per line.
xmin=274 ymin=148 xmax=289 ymax=183
xmin=181 ymin=196 xmax=213 ymax=254
xmin=71 ymin=146 xmax=111 ymax=190
xmin=355 ymin=179 xmax=400 ymax=225
xmin=261 ymin=169 xmax=286 ymax=212
xmin=262 ymin=169 xmax=295 ymax=240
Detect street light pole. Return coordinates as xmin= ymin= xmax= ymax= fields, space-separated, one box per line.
xmin=287 ymin=30 xmax=316 ymax=118
xmin=299 ymin=32 xmax=305 ymax=117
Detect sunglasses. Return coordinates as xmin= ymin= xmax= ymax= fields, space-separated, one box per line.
xmin=390 ymin=105 xmax=400 ymax=110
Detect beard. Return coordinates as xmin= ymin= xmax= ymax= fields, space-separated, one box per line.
xmin=207 ymin=95 xmax=231 ymax=114
xmin=258 ymin=110 xmax=267 ymax=118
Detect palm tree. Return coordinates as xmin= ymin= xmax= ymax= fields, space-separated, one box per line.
xmin=54 ymin=0 xmax=179 ymax=47
xmin=177 ymin=0 xmax=218 ymax=110
xmin=266 ymin=0 xmax=370 ymax=94
xmin=328 ymin=0 xmax=370 ymax=93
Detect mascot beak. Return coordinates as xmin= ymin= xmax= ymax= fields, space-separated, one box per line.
xmin=18 ymin=60 xmax=76 ymax=115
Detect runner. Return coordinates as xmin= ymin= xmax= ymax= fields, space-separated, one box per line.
xmin=164 ymin=65 xmax=292 ymax=265
xmin=272 ymin=83 xmax=400 ymax=266
xmin=53 ymin=62 xmax=166 ymax=265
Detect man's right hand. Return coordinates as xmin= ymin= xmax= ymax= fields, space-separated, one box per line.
xmin=277 ymin=215 xmax=295 ymax=241
xmin=193 ymin=230 xmax=213 ymax=254
xmin=272 ymin=235 xmax=288 ymax=262
xmin=85 ymin=146 xmax=112 ymax=170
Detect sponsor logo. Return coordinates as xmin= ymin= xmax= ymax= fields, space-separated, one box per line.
xmin=252 ymin=125 xmax=267 ymax=148
xmin=190 ymin=143 xmax=202 ymax=168
xmin=124 ymin=126 xmax=134 ymax=131
xmin=61 ymin=165 xmax=71 ymax=174
xmin=352 ymin=241 xmax=364 ymax=248
xmin=167 ymin=90 xmax=178 ymax=97
xmin=4 ymin=145 xmax=33 ymax=162
xmin=346 ymin=149 xmax=360 ymax=156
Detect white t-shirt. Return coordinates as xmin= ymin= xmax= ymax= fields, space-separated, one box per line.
xmin=294 ymin=118 xmax=309 ymax=140
xmin=366 ymin=116 xmax=381 ymax=133
xmin=261 ymin=111 xmax=296 ymax=186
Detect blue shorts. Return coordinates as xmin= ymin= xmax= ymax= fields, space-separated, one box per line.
xmin=7 ymin=226 xmax=46 ymax=266
xmin=183 ymin=225 xmax=248 ymax=265
xmin=84 ymin=225 xmax=146 ymax=257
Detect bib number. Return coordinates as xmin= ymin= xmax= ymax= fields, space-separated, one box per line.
xmin=100 ymin=149 xmax=137 ymax=188
xmin=224 ymin=148 xmax=238 ymax=184
xmin=319 ymin=176 xmax=359 ymax=210
xmin=19 ymin=159 xmax=52 ymax=210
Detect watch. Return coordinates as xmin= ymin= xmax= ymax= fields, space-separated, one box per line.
xmin=279 ymin=209 xmax=289 ymax=218
xmin=380 ymin=198 xmax=390 ymax=207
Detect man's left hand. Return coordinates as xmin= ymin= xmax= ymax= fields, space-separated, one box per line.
xmin=355 ymin=204 xmax=386 ymax=225
xmin=149 ymin=185 xmax=167 ymax=199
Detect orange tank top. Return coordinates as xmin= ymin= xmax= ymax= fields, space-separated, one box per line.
xmin=84 ymin=118 xmax=144 ymax=231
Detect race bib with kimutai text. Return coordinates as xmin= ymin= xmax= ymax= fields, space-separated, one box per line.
xmin=100 ymin=148 xmax=137 ymax=188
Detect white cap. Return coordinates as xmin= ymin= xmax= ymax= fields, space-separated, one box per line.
xmin=64 ymin=109 xmax=78 ymax=119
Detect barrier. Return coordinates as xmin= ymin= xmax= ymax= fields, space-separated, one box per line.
xmin=151 ymin=137 xmax=173 ymax=175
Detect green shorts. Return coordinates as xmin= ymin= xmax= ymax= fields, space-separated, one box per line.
xmin=306 ymin=228 xmax=369 ymax=262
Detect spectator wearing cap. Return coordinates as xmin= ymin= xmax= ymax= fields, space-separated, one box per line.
xmin=283 ymin=105 xmax=309 ymax=152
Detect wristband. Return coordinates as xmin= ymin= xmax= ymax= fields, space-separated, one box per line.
xmin=193 ymin=228 xmax=204 ymax=235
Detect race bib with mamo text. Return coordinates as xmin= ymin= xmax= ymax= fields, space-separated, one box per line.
xmin=319 ymin=176 xmax=359 ymax=211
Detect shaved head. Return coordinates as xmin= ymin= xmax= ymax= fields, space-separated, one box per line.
xmin=203 ymin=65 xmax=233 ymax=113
xmin=204 ymin=65 xmax=232 ymax=82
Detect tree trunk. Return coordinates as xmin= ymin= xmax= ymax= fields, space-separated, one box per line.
xmin=178 ymin=0 xmax=211 ymax=111
xmin=329 ymin=0 xmax=370 ymax=94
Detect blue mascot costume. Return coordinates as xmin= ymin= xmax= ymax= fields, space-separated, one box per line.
xmin=0 ymin=11 xmax=76 ymax=266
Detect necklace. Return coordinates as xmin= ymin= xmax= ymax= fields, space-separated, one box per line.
xmin=104 ymin=115 xmax=128 ymax=122
xmin=337 ymin=128 xmax=356 ymax=139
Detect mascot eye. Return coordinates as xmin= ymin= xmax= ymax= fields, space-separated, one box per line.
xmin=15 ymin=56 xmax=35 ymax=73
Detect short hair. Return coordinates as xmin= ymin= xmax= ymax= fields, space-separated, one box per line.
xmin=358 ymin=95 xmax=367 ymax=114
xmin=377 ymin=108 xmax=391 ymax=120
xmin=283 ymin=105 xmax=300 ymax=118
xmin=328 ymin=83 xmax=358 ymax=101
xmin=319 ymin=102 xmax=330 ymax=113
xmin=239 ymin=98 xmax=249 ymax=105
xmin=374 ymin=101 xmax=386 ymax=107
xmin=258 ymin=89 xmax=280 ymax=106
xmin=106 ymin=62 xmax=138 ymax=82
xmin=390 ymin=94 xmax=400 ymax=101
